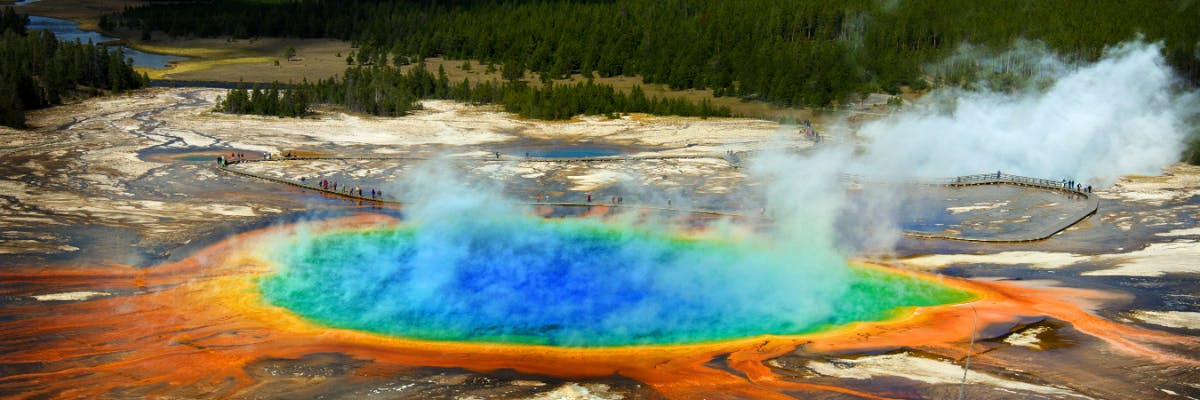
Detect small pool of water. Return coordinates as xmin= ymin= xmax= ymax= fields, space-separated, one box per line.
xmin=26 ymin=16 xmax=187 ymax=69
xmin=506 ymin=144 xmax=628 ymax=158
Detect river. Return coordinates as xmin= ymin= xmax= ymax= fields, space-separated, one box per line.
xmin=25 ymin=15 xmax=187 ymax=69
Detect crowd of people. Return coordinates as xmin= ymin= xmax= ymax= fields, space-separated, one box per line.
xmin=309 ymin=178 xmax=385 ymax=200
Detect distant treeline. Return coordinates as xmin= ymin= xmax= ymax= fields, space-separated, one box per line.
xmin=1 ymin=7 xmax=147 ymax=128
xmin=122 ymin=0 xmax=1199 ymax=107
xmin=215 ymin=82 xmax=310 ymax=117
xmin=218 ymin=65 xmax=730 ymax=120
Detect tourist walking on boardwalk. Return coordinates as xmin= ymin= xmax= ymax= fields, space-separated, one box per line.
xmin=587 ymin=193 xmax=592 ymax=203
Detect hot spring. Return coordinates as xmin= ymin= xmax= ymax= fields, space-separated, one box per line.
xmin=258 ymin=217 xmax=972 ymax=347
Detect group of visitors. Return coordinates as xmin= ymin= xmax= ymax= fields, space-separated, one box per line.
xmin=214 ymin=152 xmax=389 ymax=201
xmin=801 ymin=119 xmax=820 ymax=143
xmin=216 ymin=152 xmax=248 ymax=167
xmin=216 ymin=152 xmax=249 ymax=167
xmin=582 ymin=193 xmax=625 ymax=204
xmin=1061 ymin=178 xmax=1092 ymax=194
xmin=311 ymin=178 xmax=385 ymax=200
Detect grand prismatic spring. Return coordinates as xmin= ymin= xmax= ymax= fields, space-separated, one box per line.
xmin=258 ymin=219 xmax=973 ymax=347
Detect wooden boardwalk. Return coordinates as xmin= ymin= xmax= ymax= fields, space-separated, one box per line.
xmin=216 ymin=158 xmax=743 ymax=217
xmin=218 ymin=159 xmax=1098 ymax=243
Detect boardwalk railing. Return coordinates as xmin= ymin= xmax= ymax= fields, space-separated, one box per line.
xmin=842 ymin=172 xmax=1093 ymax=196
xmin=215 ymin=159 xmax=743 ymax=217
xmin=217 ymin=157 xmax=1098 ymax=243
xmin=873 ymin=172 xmax=1098 ymax=243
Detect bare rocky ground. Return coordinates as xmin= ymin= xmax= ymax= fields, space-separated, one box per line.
xmin=0 ymin=88 xmax=808 ymax=266
xmin=1 ymin=88 xmax=1197 ymax=398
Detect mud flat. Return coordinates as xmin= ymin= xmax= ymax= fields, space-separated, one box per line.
xmin=1 ymin=88 xmax=1198 ymax=399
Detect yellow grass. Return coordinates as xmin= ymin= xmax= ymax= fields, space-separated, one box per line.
xmin=136 ymin=57 xmax=277 ymax=80
xmin=131 ymin=42 xmax=249 ymax=59
xmin=125 ymin=37 xmax=352 ymax=83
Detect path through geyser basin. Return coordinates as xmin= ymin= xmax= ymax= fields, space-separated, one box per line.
xmin=259 ymin=217 xmax=973 ymax=346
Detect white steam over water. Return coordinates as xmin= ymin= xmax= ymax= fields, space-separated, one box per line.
xmin=747 ymin=40 xmax=1198 ymax=253
xmin=853 ymin=41 xmax=1197 ymax=186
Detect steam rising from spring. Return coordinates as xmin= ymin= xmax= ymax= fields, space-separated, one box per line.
xmin=854 ymin=40 xmax=1197 ymax=185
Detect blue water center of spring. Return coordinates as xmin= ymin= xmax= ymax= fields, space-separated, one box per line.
xmin=259 ymin=219 xmax=972 ymax=347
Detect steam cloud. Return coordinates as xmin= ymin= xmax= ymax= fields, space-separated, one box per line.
xmin=852 ymin=40 xmax=1197 ymax=186
xmin=749 ymin=40 xmax=1198 ymax=253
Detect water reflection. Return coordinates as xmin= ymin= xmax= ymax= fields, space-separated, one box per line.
xmin=25 ymin=15 xmax=186 ymax=69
